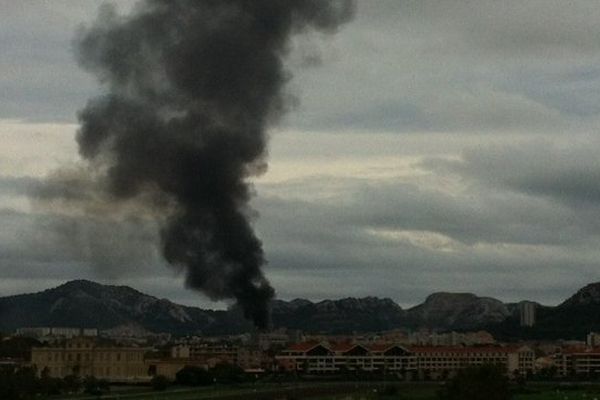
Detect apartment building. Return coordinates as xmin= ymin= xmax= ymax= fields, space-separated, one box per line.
xmin=31 ymin=336 xmax=150 ymax=383
xmin=170 ymin=343 xmax=237 ymax=364
xmin=554 ymin=347 xmax=600 ymax=376
xmin=276 ymin=342 xmax=416 ymax=374
xmin=170 ymin=342 xmax=265 ymax=371
xmin=587 ymin=333 xmax=600 ymax=347
xmin=276 ymin=342 xmax=534 ymax=376
xmin=519 ymin=302 xmax=537 ymax=327
xmin=17 ymin=327 xmax=98 ymax=339
xmin=412 ymin=346 xmax=535 ymax=375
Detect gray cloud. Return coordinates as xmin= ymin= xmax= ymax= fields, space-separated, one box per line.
xmin=425 ymin=141 xmax=600 ymax=208
xmin=281 ymin=1 xmax=600 ymax=133
xmin=4 ymin=1 xmax=600 ymax=134
xmin=0 ymin=1 xmax=136 ymax=122
xmin=0 ymin=206 xmax=163 ymax=278
xmin=4 ymin=1 xmax=600 ymax=310
xmin=254 ymin=171 xmax=600 ymax=306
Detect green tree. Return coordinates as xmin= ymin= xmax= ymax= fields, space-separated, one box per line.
xmin=83 ymin=376 xmax=109 ymax=395
xmin=0 ymin=366 xmax=40 ymax=400
xmin=176 ymin=366 xmax=213 ymax=386
xmin=438 ymin=365 xmax=510 ymax=400
xmin=151 ymin=375 xmax=169 ymax=391
xmin=63 ymin=374 xmax=82 ymax=394
xmin=211 ymin=363 xmax=245 ymax=384
xmin=39 ymin=369 xmax=64 ymax=396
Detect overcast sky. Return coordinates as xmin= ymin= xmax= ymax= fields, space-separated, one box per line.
xmin=2 ymin=0 xmax=600 ymax=309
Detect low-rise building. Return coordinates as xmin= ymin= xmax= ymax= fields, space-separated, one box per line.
xmin=554 ymin=347 xmax=600 ymax=376
xmin=31 ymin=336 xmax=150 ymax=383
xmin=412 ymin=346 xmax=534 ymax=375
xmin=17 ymin=327 xmax=98 ymax=339
xmin=170 ymin=342 xmax=269 ymax=372
xmin=276 ymin=342 xmax=416 ymax=374
xmin=587 ymin=332 xmax=600 ymax=347
xmin=276 ymin=342 xmax=534 ymax=376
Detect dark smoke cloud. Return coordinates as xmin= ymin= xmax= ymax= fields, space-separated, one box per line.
xmin=72 ymin=0 xmax=354 ymax=327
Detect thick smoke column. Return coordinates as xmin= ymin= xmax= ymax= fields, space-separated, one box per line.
xmin=74 ymin=0 xmax=354 ymax=327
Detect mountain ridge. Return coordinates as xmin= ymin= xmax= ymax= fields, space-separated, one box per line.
xmin=1 ymin=279 xmax=599 ymax=339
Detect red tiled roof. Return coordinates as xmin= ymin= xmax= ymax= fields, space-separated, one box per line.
xmin=561 ymin=347 xmax=600 ymax=355
xmin=369 ymin=343 xmax=408 ymax=352
xmin=285 ymin=341 xmax=323 ymax=352
xmin=410 ymin=346 xmax=516 ymax=354
xmin=284 ymin=342 xmax=527 ymax=355
xmin=330 ymin=342 xmax=363 ymax=352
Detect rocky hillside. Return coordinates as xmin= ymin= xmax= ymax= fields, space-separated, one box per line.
xmin=3 ymin=279 xmax=600 ymax=338
xmin=405 ymin=292 xmax=511 ymax=330
xmin=0 ymin=280 xmax=408 ymax=335
xmin=271 ymin=296 xmax=406 ymax=333
xmin=523 ymin=282 xmax=600 ymax=339
xmin=559 ymin=283 xmax=600 ymax=307
xmin=0 ymin=280 xmax=219 ymax=335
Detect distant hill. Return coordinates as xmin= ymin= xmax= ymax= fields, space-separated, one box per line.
xmin=513 ymin=283 xmax=600 ymax=340
xmin=271 ymin=296 xmax=406 ymax=333
xmin=405 ymin=292 xmax=511 ymax=330
xmin=0 ymin=280 xmax=221 ymax=335
xmin=2 ymin=279 xmax=600 ymax=339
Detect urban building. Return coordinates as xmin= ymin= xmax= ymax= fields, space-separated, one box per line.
xmin=519 ymin=302 xmax=536 ymax=327
xmin=17 ymin=327 xmax=98 ymax=339
xmin=31 ymin=336 xmax=150 ymax=383
xmin=554 ymin=347 xmax=600 ymax=376
xmin=276 ymin=342 xmax=417 ymax=374
xmin=170 ymin=343 xmax=237 ymax=364
xmin=587 ymin=332 xmax=600 ymax=347
xmin=256 ymin=329 xmax=301 ymax=350
xmin=412 ymin=346 xmax=535 ymax=375
xmin=276 ymin=342 xmax=534 ymax=376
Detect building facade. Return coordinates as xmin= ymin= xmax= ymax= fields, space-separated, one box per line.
xmin=170 ymin=342 xmax=266 ymax=371
xmin=587 ymin=332 xmax=600 ymax=347
xmin=519 ymin=302 xmax=536 ymax=327
xmin=412 ymin=346 xmax=534 ymax=375
xmin=31 ymin=337 xmax=150 ymax=383
xmin=276 ymin=342 xmax=534 ymax=376
xmin=17 ymin=327 xmax=98 ymax=339
xmin=554 ymin=348 xmax=600 ymax=376
xmin=276 ymin=342 xmax=416 ymax=374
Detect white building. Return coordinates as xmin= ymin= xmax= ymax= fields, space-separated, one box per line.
xmin=16 ymin=327 xmax=98 ymax=339
xmin=519 ymin=302 xmax=536 ymax=327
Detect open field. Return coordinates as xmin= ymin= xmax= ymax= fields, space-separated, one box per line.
xmin=51 ymin=382 xmax=414 ymax=400
xmin=50 ymin=383 xmax=600 ymax=400
xmin=513 ymin=387 xmax=600 ymax=400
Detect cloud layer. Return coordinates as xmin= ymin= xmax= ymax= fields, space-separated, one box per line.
xmin=2 ymin=1 xmax=600 ymax=308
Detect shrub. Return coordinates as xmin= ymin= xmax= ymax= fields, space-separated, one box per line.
xmin=151 ymin=375 xmax=169 ymax=391
xmin=438 ymin=365 xmax=510 ymax=400
xmin=176 ymin=366 xmax=213 ymax=386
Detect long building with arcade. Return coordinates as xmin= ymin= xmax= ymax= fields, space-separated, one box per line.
xmin=275 ymin=342 xmax=535 ymax=377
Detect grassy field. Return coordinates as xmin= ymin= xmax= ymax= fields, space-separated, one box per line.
xmin=51 ymin=383 xmax=600 ymax=400
xmin=52 ymin=382 xmax=406 ymax=400
xmin=513 ymin=387 xmax=600 ymax=400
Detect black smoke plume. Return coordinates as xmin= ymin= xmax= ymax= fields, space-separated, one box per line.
xmin=73 ymin=0 xmax=354 ymax=327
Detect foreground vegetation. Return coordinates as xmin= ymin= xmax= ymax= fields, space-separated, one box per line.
xmin=6 ymin=363 xmax=600 ymax=400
